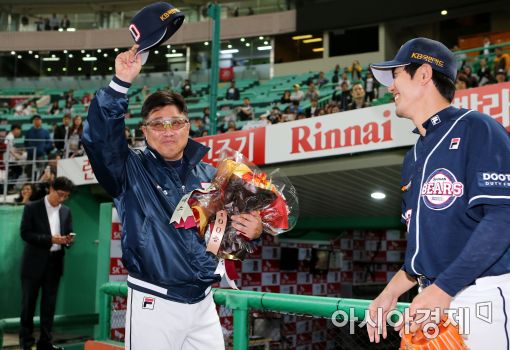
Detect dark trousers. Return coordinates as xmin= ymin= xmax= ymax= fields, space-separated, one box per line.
xmin=19 ymin=255 xmax=62 ymax=348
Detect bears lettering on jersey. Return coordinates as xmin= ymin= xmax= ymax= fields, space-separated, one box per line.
xmin=421 ymin=168 xmax=464 ymax=210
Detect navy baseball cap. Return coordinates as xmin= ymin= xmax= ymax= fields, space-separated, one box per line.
xmin=129 ymin=2 xmax=185 ymax=65
xmin=370 ymin=37 xmax=457 ymax=86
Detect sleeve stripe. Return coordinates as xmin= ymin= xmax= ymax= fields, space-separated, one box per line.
xmin=469 ymin=195 xmax=510 ymax=205
xmin=109 ymin=80 xmax=129 ymax=94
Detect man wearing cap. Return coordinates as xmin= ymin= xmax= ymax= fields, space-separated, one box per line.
xmin=82 ymin=3 xmax=262 ymax=349
xmin=290 ymin=83 xmax=304 ymax=103
xmin=366 ymin=37 xmax=510 ymax=349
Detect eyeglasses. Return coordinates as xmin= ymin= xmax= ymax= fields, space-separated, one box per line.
xmin=143 ymin=117 xmax=190 ymax=131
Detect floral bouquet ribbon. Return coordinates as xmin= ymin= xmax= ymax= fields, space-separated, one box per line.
xmin=170 ymin=150 xmax=299 ymax=286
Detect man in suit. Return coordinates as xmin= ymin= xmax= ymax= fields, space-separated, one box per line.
xmin=19 ymin=177 xmax=75 ymax=350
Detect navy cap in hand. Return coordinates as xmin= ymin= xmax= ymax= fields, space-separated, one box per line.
xmin=370 ymin=37 xmax=457 ymax=86
xmin=129 ymin=2 xmax=185 ymax=65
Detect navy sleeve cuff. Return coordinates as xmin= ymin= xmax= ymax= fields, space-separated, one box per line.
xmin=106 ymin=76 xmax=132 ymax=98
xmin=434 ymin=278 xmax=457 ymax=297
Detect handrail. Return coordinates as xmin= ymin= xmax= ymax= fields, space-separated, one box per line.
xmin=0 ymin=313 xmax=98 ymax=348
xmin=455 ymin=41 xmax=510 ymax=55
xmin=98 ymin=282 xmax=410 ymax=350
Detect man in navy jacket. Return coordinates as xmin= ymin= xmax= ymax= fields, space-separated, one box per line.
xmin=83 ymin=45 xmax=262 ymax=349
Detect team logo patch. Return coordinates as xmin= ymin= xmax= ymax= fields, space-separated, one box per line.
xmin=421 ymin=168 xmax=464 ymax=210
xmin=477 ymin=172 xmax=510 ymax=188
xmin=142 ymin=296 xmax=155 ymax=310
xmin=449 ymin=138 xmax=461 ymax=150
xmin=431 ymin=115 xmax=441 ymax=125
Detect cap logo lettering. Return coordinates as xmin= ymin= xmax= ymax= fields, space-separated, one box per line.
xmin=410 ymin=52 xmax=444 ymax=67
xmin=160 ymin=8 xmax=180 ymax=21
xmin=129 ymin=24 xmax=141 ymax=41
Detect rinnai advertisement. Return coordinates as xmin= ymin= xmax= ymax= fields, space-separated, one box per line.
xmin=58 ymin=83 xmax=510 ymax=184
xmin=264 ymin=103 xmax=416 ymax=163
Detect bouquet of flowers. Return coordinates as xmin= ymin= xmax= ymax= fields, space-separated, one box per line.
xmin=171 ymin=150 xmax=298 ymax=260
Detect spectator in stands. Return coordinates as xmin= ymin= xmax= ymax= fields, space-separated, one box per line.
xmin=62 ymin=101 xmax=74 ymax=116
xmin=60 ymin=15 xmax=71 ymax=30
xmin=53 ymin=114 xmax=71 ymax=154
xmin=364 ymin=71 xmax=378 ymax=102
xmin=181 ymin=79 xmax=194 ymax=98
xmin=67 ymin=115 xmax=84 ymax=157
xmin=304 ymin=82 xmax=320 ymax=101
xmin=237 ymin=97 xmax=254 ymax=121
xmin=347 ymin=83 xmax=370 ymax=110
xmin=288 ymin=100 xmax=302 ymax=117
xmin=480 ymin=36 xmax=493 ymax=56
xmin=202 ymin=107 xmax=210 ymax=127
xmin=34 ymin=153 xmax=60 ymax=198
xmin=200 ymin=130 xmax=209 ymax=137
xmin=25 ymin=115 xmax=52 ymax=167
xmin=495 ymin=68 xmax=507 ymax=83
xmin=225 ymin=81 xmax=240 ymax=100
xmin=35 ymin=18 xmax=45 ymax=31
xmin=133 ymin=122 xmax=145 ymax=148
xmin=280 ymin=90 xmax=291 ymax=104
xmin=305 ymin=98 xmax=320 ymax=118
xmin=477 ymin=58 xmax=496 ymax=86
xmin=339 ymin=72 xmax=351 ymax=90
xmin=64 ymin=89 xmax=78 ymax=105
xmin=452 ymin=45 xmax=466 ymax=71
xmin=23 ymin=101 xmax=36 ymax=116
xmin=125 ymin=127 xmax=134 ymax=147
xmin=140 ymin=85 xmax=150 ymax=102
xmin=14 ymin=183 xmax=35 ymax=205
xmin=331 ymin=64 xmax=340 ymax=83
xmin=49 ymin=13 xmax=60 ymax=30
xmin=4 ymin=124 xmax=24 ymax=191
xmin=331 ymin=105 xmax=341 ymax=113
xmin=462 ymin=65 xmax=479 ymax=88
xmin=316 ymin=71 xmax=328 ymax=87
xmin=296 ymin=113 xmax=306 ymax=120
xmin=14 ymin=103 xmax=25 ymax=116
xmin=348 ymin=60 xmax=363 ymax=82
xmin=82 ymin=93 xmax=92 ymax=111
xmin=47 ymin=101 xmax=60 ymax=115
xmin=493 ymin=47 xmax=510 ymax=75
xmin=455 ymin=74 xmax=469 ymax=90
xmin=290 ymin=84 xmax=304 ymax=103
xmin=224 ymin=121 xmax=238 ymax=133
xmin=332 ymin=81 xmax=352 ymax=111
xmin=191 ymin=118 xmax=206 ymax=137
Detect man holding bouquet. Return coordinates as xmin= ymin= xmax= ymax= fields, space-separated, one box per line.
xmin=83 ymin=42 xmax=262 ymax=349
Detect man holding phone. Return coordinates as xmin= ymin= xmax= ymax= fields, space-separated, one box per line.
xmin=19 ymin=176 xmax=75 ymax=350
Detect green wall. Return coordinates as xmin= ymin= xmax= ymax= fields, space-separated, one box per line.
xmin=0 ymin=205 xmax=25 ymax=319
xmin=0 ymin=186 xmax=106 ymax=320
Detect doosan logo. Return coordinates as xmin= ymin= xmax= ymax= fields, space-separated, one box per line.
xmin=478 ymin=172 xmax=510 ymax=188
xmin=482 ymin=173 xmax=510 ymax=181
xmin=421 ymin=168 xmax=464 ymax=210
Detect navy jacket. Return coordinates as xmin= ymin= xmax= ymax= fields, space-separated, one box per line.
xmin=82 ymin=81 xmax=220 ymax=304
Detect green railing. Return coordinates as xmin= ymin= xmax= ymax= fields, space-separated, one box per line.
xmin=99 ymin=282 xmax=410 ymax=350
xmin=0 ymin=313 xmax=98 ymax=348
